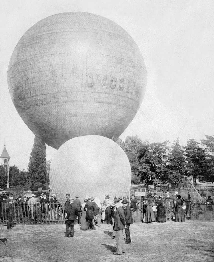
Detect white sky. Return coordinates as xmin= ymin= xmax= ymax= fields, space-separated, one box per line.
xmin=0 ymin=0 xmax=214 ymax=170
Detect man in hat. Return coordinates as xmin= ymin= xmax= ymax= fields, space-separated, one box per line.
xmin=85 ymin=197 xmax=96 ymax=230
xmin=64 ymin=197 xmax=79 ymax=237
xmin=6 ymin=195 xmax=15 ymax=229
xmin=122 ymin=198 xmax=133 ymax=244
xmin=130 ymin=195 xmax=138 ymax=223
xmin=64 ymin=194 xmax=71 ymax=209
xmin=174 ymin=194 xmax=184 ymax=222
xmin=73 ymin=196 xmax=82 ymax=224
xmin=112 ymin=198 xmax=126 ymax=255
xmin=90 ymin=197 xmax=100 ymax=226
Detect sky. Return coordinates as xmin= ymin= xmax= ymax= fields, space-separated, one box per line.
xmin=0 ymin=0 xmax=214 ymax=170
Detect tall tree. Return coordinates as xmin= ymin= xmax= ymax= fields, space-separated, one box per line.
xmin=28 ymin=136 xmax=47 ymax=191
xmin=0 ymin=165 xmax=7 ymax=189
xmin=123 ymin=136 xmax=169 ymax=185
xmin=9 ymin=165 xmax=29 ymax=188
xmin=201 ymin=135 xmax=214 ymax=182
xmin=122 ymin=136 xmax=144 ymax=184
xmin=185 ymin=139 xmax=209 ymax=184
xmin=166 ymin=140 xmax=186 ymax=187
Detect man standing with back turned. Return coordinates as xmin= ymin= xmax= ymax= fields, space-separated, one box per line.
xmin=122 ymin=198 xmax=133 ymax=244
xmin=64 ymin=195 xmax=79 ymax=237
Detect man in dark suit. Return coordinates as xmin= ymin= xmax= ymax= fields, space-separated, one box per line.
xmin=122 ymin=199 xmax=133 ymax=244
xmin=84 ymin=197 xmax=96 ymax=230
xmin=64 ymin=197 xmax=79 ymax=237
xmin=90 ymin=197 xmax=99 ymax=226
xmin=113 ymin=198 xmax=126 ymax=255
xmin=64 ymin=194 xmax=71 ymax=210
xmin=73 ymin=196 xmax=82 ymax=224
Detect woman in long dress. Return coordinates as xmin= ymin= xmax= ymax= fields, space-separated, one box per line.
xmin=157 ymin=200 xmax=166 ymax=223
xmin=144 ymin=197 xmax=155 ymax=223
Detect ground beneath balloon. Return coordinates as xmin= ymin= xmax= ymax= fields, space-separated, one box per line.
xmin=0 ymin=220 xmax=214 ymax=262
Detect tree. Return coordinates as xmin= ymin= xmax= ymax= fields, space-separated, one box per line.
xmin=185 ymin=139 xmax=209 ymax=184
xmin=28 ymin=136 xmax=47 ymax=191
xmin=201 ymin=135 xmax=214 ymax=182
xmin=9 ymin=165 xmax=20 ymax=187
xmin=9 ymin=165 xmax=29 ymax=188
xmin=166 ymin=140 xmax=187 ymax=187
xmin=119 ymin=136 xmax=146 ymax=184
xmin=148 ymin=141 xmax=169 ymax=183
xmin=122 ymin=136 xmax=169 ymax=186
xmin=0 ymin=165 xmax=7 ymax=189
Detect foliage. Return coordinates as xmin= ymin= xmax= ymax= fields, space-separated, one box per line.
xmin=28 ymin=136 xmax=47 ymax=191
xmin=0 ymin=165 xmax=7 ymax=189
xmin=201 ymin=135 xmax=214 ymax=182
xmin=117 ymin=135 xmax=214 ymax=187
xmin=185 ymin=139 xmax=209 ymax=183
xmin=166 ymin=140 xmax=187 ymax=186
xmin=117 ymin=136 xmax=169 ymax=185
xmin=9 ymin=165 xmax=29 ymax=188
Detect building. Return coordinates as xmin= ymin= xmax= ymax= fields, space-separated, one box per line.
xmin=0 ymin=145 xmax=10 ymax=188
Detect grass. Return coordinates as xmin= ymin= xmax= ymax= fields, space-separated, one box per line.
xmin=0 ymin=220 xmax=213 ymax=262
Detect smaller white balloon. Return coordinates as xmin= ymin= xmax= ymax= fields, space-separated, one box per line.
xmin=50 ymin=135 xmax=131 ymax=203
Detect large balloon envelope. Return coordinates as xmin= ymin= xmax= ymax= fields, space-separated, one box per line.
xmin=49 ymin=135 xmax=131 ymax=202
xmin=7 ymin=12 xmax=146 ymax=149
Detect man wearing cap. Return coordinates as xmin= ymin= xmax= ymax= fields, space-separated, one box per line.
xmin=122 ymin=198 xmax=133 ymax=244
xmin=64 ymin=197 xmax=79 ymax=237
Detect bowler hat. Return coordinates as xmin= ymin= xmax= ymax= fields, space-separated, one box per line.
xmin=121 ymin=199 xmax=128 ymax=204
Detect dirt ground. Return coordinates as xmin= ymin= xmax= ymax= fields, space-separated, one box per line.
xmin=0 ymin=220 xmax=214 ymax=262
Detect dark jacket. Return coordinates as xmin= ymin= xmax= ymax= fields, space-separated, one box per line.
xmin=85 ymin=201 xmax=96 ymax=220
xmin=91 ymin=201 xmax=99 ymax=216
xmin=64 ymin=200 xmax=70 ymax=211
xmin=130 ymin=198 xmax=138 ymax=211
xmin=65 ymin=203 xmax=79 ymax=221
xmin=113 ymin=206 xmax=126 ymax=231
xmin=123 ymin=204 xmax=133 ymax=225
xmin=73 ymin=199 xmax=82 ymax=212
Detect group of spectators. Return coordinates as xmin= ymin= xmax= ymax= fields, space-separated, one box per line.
xmin=0 ymin=191 xmax=62 ymax=227
xmin=0 ymin=190 xmax=213 ymax=229
xmin=1 ymin=190 xmax=213 ymax=255
xmin=63 ymin=193 xmax=213 ymax=255
xmin=63 ymin=194 xmax=133 ymax=255
xmin=133 ymin=193 xmax=213 ymax=223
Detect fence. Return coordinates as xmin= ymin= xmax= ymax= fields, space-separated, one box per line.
xmin=0 ymin=202 xmax=65 ymax=225
xmin=0 ymin=202 xmax=213 ymax=225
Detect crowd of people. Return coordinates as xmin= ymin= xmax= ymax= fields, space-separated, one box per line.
xmin=0 ymin=191 xmax=63 ymax=227
xmin=63 ymin=194 xmax=134 ymax=255
xmin=63 ymin=192 xmax=213 ymax=255
xmin=0 ymin=190 xmax=213 ymax=256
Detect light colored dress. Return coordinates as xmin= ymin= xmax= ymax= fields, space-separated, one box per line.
xmin=80 ymin=203 xmax=88 ymax=230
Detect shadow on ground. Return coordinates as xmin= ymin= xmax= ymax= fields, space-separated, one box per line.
xmin=104 ymin=230 xmax=114 ymax=238
xmin=186 ymin=238 xmax=214 ymax=259
xmin=101 ymin=243 xmax=116 ymax=253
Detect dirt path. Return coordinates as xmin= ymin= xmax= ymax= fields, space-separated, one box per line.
xmin=0 ymin=220 xmax=214 ymax=262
